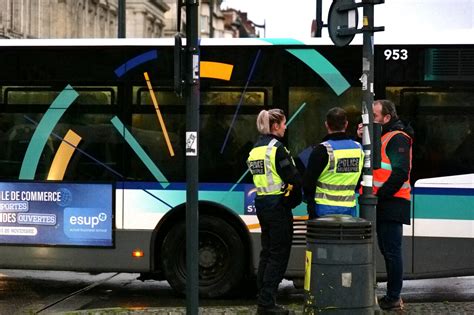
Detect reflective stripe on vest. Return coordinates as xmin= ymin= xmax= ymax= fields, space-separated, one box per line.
xmin=373 ymin=130 xmax=412 ymax=200
xmin=315 ymin=140 xmax=364 ymax=208
xmin=247 ymin=138 xmax=284 ymax=196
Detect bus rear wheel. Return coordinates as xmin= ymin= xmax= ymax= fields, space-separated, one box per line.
xmin=161 ymin=215 xmax=246 ymax=298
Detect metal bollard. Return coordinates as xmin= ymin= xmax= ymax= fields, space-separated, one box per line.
xmin=303 ymin=215 xmax=374 ymax=314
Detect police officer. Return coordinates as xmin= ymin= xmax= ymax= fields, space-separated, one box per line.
xmin=247 ymin=109 xmax=302 ymax=315
xmin=303 ymin=107 xmax=363 ymax=218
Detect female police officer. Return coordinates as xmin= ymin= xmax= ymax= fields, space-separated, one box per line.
xmin=247 ymin=109 xmax=302 ymax=315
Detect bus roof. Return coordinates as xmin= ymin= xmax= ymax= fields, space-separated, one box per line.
xmin=0 ymin=30 xmax=473 ymax=47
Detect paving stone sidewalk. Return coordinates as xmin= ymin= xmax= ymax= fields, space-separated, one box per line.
xmin=58 ymin=301 xmax=474 ymax=315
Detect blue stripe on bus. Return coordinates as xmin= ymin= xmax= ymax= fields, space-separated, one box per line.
xmin=114 ymin=50 xmax=158 ymax=78
xmin=117 ymin=181 xmax=247 ymax=191
xmin=413 ymin=187 xmax=474 ymax=196
xmin=19 ymin=85 xmax=78 ymax=180
xmin=119 ymin=185 xmax=246 ymax=214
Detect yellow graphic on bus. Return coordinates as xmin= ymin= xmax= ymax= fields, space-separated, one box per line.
xmin=200 ymin=61 xmax=234 ymax=81
xmin=47 ymin=129 xmax=82 ymax=180
xmin=143 ymin=71 xmax=175 ymax=157
xmin=304 ymin=250 xmax=312 ymax=291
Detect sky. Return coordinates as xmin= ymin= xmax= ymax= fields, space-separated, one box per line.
xmin=220 ymin=0 xmax=474 ymax=38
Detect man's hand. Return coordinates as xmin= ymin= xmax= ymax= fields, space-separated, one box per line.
xmin=357 ymin=123 xmax=363 ymax=138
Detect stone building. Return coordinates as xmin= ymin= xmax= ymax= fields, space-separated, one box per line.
xmin=125 ymin=0 xmax=169 ymax=38
xmin=0 ymin=0 xmax=169 ymax=39
xmin=0 ymin=0 xmax=254 ymax=39
xmin=162 ymin=0 xmax=258 ymax=38
xmin=162 ymin=0 xmax=228 ymax=38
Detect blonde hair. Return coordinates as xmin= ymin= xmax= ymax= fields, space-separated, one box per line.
xmin=256 ymin=109 xmax=285 ymax=135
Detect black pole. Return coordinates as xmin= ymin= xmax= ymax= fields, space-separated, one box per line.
xmin=185 ymin=0 xmax=200 ymax=314
xmin=358 ymin=0 xmax=378 ymax=307
xmin=209 ymin=0 xmax=214 ymax=37
xmin=118 ymin=0 xmax=126 ymax=38
xmin=315 ymin=0 xmax=323 ymax=37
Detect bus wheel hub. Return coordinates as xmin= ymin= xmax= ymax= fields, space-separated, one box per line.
xmin=199 ymin=246 xmax=217 ymax=268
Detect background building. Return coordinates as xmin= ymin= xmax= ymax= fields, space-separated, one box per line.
xmin=162 ymin=0 xmax=249 ymax=38
xmin=0 ymin=0 xmax=257 ymax=39
xmin=126 ymin=0 xmax=169 ymax=38
xmin=0 ymin=0 xmax=169 ymax=39
xmin=222 ymin=9 xmax=260 ymax=38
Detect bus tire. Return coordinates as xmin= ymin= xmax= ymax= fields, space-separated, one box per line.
xmin=161 ymin=215 xmax=246 ymax=298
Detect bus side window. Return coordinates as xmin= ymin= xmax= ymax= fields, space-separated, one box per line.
xmin=451 ymin=116 xmax=474 ymax=174
xmin=400 ymin=90 xmax=474 ymax=180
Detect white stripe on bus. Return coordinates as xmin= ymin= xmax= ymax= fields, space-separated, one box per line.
xmin=407 ymin=218 xmax=473 ymax=238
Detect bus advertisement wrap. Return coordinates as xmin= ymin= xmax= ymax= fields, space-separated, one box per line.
xmin=0 ymin=182 xmax=113 ymax=247
xmin=0 ymin=38 xmax=472 ymax=297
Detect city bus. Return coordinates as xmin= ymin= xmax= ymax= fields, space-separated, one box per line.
xmin=0 ymin=34 xmax=472 ymax=298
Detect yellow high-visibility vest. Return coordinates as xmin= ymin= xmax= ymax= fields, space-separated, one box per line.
xmin=247 ymin=138 xmax=285 ymax=196
xmin=315 ymin=139 xmax=363 ymax=208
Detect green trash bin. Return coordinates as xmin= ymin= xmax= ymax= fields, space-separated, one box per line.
xmin=303 ymin=215 xmax=374 ymax=314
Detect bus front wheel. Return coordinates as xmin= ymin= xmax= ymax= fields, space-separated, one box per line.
xmin=161 ymin=215 xmax=246 ymax=298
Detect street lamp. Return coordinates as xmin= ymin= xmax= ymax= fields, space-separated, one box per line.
xmin=231 ymin=18 xmax=266 ymax=38
xmin=250 ymin=20 xmax=266 ymax=38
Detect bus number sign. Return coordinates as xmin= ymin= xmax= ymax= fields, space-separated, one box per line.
xmin=384 ymin=49 xmax=408 ymax=60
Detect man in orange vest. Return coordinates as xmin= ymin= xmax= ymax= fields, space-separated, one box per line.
xmin=358 ymin=99 xmax=413 ymax=310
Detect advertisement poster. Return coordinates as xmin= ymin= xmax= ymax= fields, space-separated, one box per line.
xmin=244 ymin=184 xmax=257 ymax=215
xmin=0 ymin=182 xmax=113 ymax=247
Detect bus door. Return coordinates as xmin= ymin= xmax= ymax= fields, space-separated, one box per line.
xmin=400 ymin=88 xmax=474 ymax=277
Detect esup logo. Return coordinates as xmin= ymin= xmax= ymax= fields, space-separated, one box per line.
xmin=63 ymin=208 xmax=111 ymax=240
xmin=69 ymin=212 xmax=107 ymax=228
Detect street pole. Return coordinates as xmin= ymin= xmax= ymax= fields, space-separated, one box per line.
xmin=358 ymin=0 xmax=379 ymax=308
xmin=327 ymin=1 xmax=384 ymax=311
xmin=315 ymin=0 xmax=323 ymax=37
xmin=359 ymin=0 xmax=376 ymax=221
xmin=185 ymin=0 xmax=200 ymax=314
xmin=209 ymin=0 xmax=214 ymax=37
xmin=118 ymin=0 xmax=126 ymax=38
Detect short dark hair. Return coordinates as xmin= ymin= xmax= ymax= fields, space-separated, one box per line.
xmin=326 ymin=107 xmax=347 ymax=131
xmin=375 ymin=99 xmax=398 ymax=120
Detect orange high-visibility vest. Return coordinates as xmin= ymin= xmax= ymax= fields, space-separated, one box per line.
xmin=373 ymin=130 xmax=412 ymax=200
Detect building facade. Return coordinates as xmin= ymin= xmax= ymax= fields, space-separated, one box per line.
xmin=0 ymin=0 xmax=169 ymax=39
xmin=0 ymin=0 xmax=255 ymax=39
xmin=162 ymin=0 xmax=228 ymax=38
xmin=125 ymin=0 xmax=169 ymax=38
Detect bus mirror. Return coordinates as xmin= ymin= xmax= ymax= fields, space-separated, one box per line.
xmin=174 ymin=33 xmax=185 ymax=97
xmin=373 ymin=122 xmax=382 ymax=169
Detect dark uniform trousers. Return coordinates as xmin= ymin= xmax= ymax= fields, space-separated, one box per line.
xmin=376 ymin=219 xmax=403 ymax=299
xmin=255 ymin=196 xmax=293 ymax=307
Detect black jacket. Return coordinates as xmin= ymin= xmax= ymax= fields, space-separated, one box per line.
xmin=377 ymin=119 xmax=414 ymax=225
xmin=252 ymin=135 xmax=302 ymax=209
